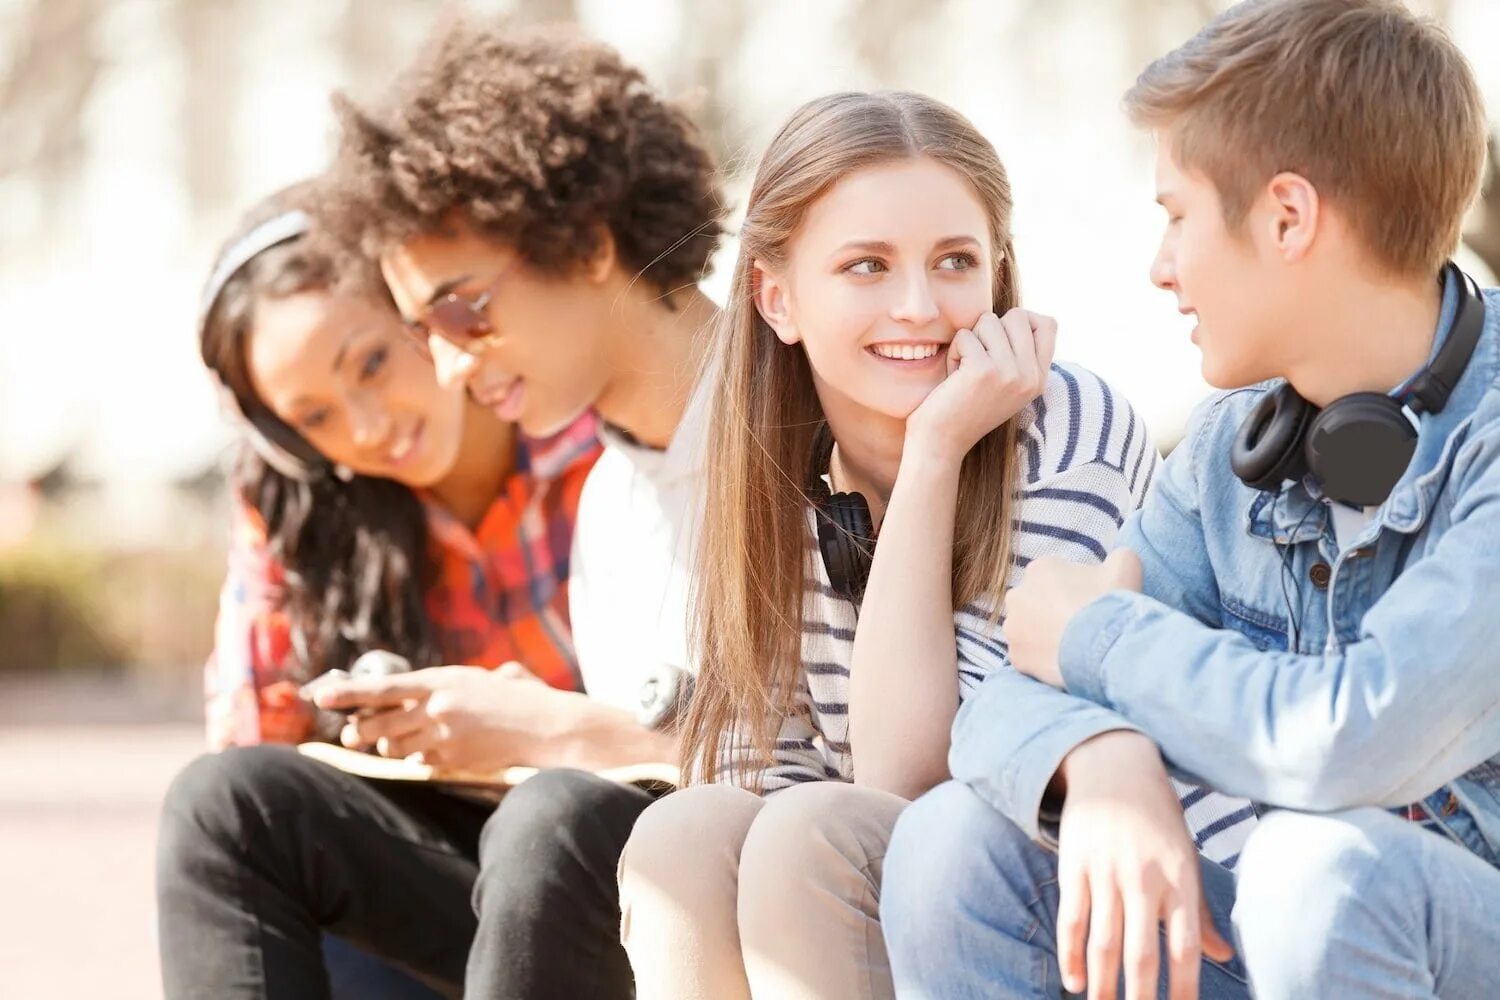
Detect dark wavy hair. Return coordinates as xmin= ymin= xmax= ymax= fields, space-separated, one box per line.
xmin=323 ymin=14 xmax=725 ymax=298
xmin=201 ymin=192 xmax=441 ymax=678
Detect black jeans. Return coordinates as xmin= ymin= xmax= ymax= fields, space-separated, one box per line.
xmin=156 ymin=745 xmax=655 ymax=999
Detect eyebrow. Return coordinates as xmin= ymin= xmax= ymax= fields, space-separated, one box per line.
xmin=330 ymin=327 xmax=368 ymax=373
xmin=831 ymin=235 xmax=981 ymax=256
xmin=425 ymin=275 xmax=472 ymax=306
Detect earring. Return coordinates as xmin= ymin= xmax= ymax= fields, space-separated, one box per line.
xmin=333 ymin=464 xmax=354 ymax=482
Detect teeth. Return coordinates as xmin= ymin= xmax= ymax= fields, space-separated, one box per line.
xmin=872 ymin=343 xmax=940 ymax=361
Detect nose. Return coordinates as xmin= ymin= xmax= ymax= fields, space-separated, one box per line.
xmin=428 ymin=335 xmax=478 ymax=388
xmin=347 ymin=395 xmax=393 ymax=451
xmin=890 ymin=270 xmax=940 ymax=326
xmin=1150 ymin=240 xmax=1177 ymax=292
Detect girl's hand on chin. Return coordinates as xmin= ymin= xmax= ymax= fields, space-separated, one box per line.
xmin=904 ymin=308 xmax=1056 ymax=466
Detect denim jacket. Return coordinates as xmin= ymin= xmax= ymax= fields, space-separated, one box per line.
xmin=951 ymin=269 xmax=1500 ymax=867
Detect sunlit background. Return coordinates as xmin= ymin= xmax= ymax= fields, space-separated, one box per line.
xmin=2 ymin=1 xmax=1497 ymax=995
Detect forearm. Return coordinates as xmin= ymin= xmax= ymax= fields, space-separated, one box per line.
xmin=850 ymin=453 xmax=961 ymax=799
xmin=1062 ymin=589 xmax=1500 ymax=809
xmin=543 ymin=696 xmax=679 ymax=772
xmin=950 ymin=667 xmax=1143 ymax=840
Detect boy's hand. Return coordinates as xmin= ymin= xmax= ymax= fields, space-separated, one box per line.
xmin=1056 ymin=732 xmax=1234 ymax=1000
xmin=1008 ymin=549 xmax=1143 ymax=688
xmin=904 ymin=308 xmax=1055 ymax=466
xmin=312 ymin=662 xmax=586 ymax=772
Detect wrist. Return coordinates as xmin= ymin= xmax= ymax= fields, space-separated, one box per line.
xmin=1057 ymin=729 xmax=1159 ymax=793
xmin=896 ymin=440 xmax=966 ymax=483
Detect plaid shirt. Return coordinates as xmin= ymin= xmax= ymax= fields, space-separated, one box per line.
xmin=205 ymin=414 xmax=602 ymax=749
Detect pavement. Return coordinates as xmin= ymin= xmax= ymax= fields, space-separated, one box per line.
xmin=0 ymin=710 xmax=204 ymax=999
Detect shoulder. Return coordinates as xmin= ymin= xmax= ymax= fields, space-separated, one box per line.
xmin=1176 ymin=381 xmax=1277 ymax=469
xmin=1020 ymin=362 xmax=1155 ymax=484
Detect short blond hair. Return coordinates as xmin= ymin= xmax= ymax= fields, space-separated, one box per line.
xmin=1125 ymin=0 xmax=1488 ymax=277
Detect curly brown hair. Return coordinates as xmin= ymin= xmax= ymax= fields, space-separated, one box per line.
xmin=325 ymin=14 xmax=725 ymax=297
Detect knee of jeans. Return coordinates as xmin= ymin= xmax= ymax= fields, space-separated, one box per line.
xmin=477 ymin=768 xmax=616 ymax=866
xmin=881 ymin=782 xmax=1013 ymax=937
xmin=1233 ymin=808 xmax=1406 ymax=962
xmin=157 ymin=746 xmax=306 ymax=871
xmin=617 ymin=784 xmax=762 ymax=911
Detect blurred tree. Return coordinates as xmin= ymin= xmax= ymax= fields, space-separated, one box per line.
xmin=0 ymin=0 xmax=102 ymax=262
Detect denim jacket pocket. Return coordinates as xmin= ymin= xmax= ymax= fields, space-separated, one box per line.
xmin=1219 ymin=597 xmax=1290 ymax=653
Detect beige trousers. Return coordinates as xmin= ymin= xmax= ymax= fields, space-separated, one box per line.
xmin=617 ymin=781 xmax=909 ymax=1000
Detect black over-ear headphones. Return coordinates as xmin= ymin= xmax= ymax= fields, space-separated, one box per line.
xmin=1231 ymin=262 xmax=1486 ymax=506
xmin=808 ymin=424 xmax=876 ymax=603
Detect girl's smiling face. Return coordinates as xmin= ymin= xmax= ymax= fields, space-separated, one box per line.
xmin=246 ymin=290 xmax=468 ymax=486
xmin=754 ymin=156 xmax=995 ymax=424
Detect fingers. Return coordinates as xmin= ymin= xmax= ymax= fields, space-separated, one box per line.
xmin=1165 ymin=891 xmax=1203 ymax=1000
xmin=1103 ymin=548 xmax=1145 ymax=591
xmin=1057 ymin=863 xmax=1091 ymax=995
xmin=1029 ymin=309 xmax=1059 ymax=377
xmin=946 ymin=326 xmax=983 ymax=377
xmin=1122 ymin=890 xmax=1161 ymax=1000
xmin=969 ymin=312 xmax=1022 ymax=388
xmin=1086 ymin=882 xmax=1123 ymax=1000
xmin=378 ymin=727 xmax=441 ymax=762
xmin=994 ymin=309 xmax=1040 ymax=390
xmin=340 ymin=705 xmax=425 ymax=749
xmin=314 ymin=674 xmax=432 ymax=711
xmin=1199 ymin=891 xmax=1236 ymax=963
xmin=494 ymin=661 xmax=539 ymax=683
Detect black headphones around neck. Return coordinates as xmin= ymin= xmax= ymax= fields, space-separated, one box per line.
xmin=808 ymin=425 xmax=877 ymax=603
xmin=1230 ymin=262 xmax=1486 ymax=507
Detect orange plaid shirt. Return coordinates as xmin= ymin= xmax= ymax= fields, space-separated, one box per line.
xmin=205 ymin=414 xmax=602 ymax=749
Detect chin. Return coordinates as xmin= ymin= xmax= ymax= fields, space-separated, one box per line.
xmin=522 ymin=403 xmax=592 ymax=439
xmin=1200 ymin=356 xmax=1268 ymax=391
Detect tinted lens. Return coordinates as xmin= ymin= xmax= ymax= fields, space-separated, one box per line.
xmin=425 ymin=295 xmax=491 ymax=347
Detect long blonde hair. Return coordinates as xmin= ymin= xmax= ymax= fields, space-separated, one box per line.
xmin=682 ymin=91 xmax=1024 ymax=786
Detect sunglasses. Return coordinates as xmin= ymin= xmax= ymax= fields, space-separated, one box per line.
xmin=404 ymin=266 xmax=512 ymax=354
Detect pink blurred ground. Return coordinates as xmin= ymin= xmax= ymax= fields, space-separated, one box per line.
xmin=0 ymin=717 xmax=203 ymax=1000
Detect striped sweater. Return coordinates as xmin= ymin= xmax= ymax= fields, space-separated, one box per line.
xmin=714 ymin=363 xmax=1257 ymax=866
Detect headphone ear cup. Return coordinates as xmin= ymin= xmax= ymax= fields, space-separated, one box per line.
xmin=1304 ymin=393 xmax=1418 ymax=506
xmin=1232 ymin=385 xmax=1316 ymax=493
xmin=816 ymin=493 xmax=875 ymax=601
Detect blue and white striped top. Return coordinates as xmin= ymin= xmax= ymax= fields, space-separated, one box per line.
xmin=715 ymin=362 xmax=1256 ymax=867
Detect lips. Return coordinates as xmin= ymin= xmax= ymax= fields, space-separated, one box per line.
xmin=476 ymin=378 xmax=527 ymax=422
xmin=387 ymin=419 xmax=425 ymax=467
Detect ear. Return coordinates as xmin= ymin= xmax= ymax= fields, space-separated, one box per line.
xmin=753 ymin=260 xmax=800 ymax=346
xmin=583 ymin=224 xmax=618 ymax=284
xmin=1263 ymin=172 xmax=1320 ymax=263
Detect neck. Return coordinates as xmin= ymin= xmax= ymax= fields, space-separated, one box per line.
xmin=594 ymin=286 xmax=718 ymax=450
xmin=1283 ymin=268 xmax=1445 ymax=408
xmin=428 ymin=400 xmax=517 ymax=529
xmin=823 ymin=397 xmax=906 ymax=529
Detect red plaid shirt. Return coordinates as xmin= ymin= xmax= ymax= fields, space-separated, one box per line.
xmin=205 ymin=414 xmax=601 ymax=749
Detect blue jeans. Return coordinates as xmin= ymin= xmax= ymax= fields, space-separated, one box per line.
xmin=323 ymin=935 xmax=442 ymax=1000
xmin=881 ymin=781 xmax=1246 ymax=999
xmin=882 ymin=783 xmax=1500 ymax=999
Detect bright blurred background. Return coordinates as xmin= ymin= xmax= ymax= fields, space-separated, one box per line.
xmin=1 ymin=1 xmax=1497 ymax=996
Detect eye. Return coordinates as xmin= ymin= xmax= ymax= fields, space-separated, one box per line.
xmin=936 ymin=252 xmax=979 ymax=271
xmin=843 ymin=258 xmax=887 ymax=275
xmin=298 ymin=408 xmax=331 ymax=431
xmin=359 ymin=345 xmax=389 ymax=381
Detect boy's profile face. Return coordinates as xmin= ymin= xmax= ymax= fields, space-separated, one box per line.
xmin=380 ymin=217 xmax=616 ymax=439
xmin=1149 ymin=137 xmax=1292 ymax=391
